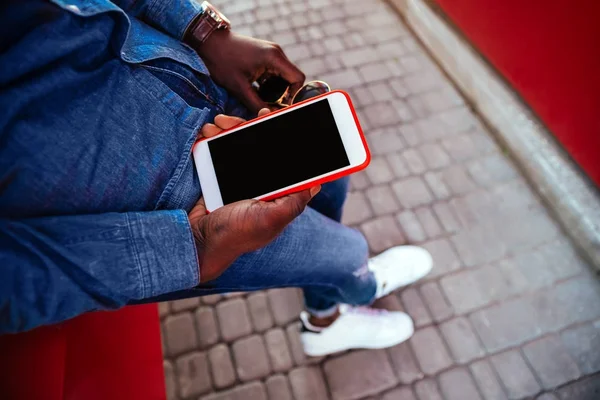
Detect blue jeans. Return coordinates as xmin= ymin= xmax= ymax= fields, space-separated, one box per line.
xmin=131 ymin=60 xmax=378 ymax=316
xmin=137 ymin=177 xmax=378 ymax=316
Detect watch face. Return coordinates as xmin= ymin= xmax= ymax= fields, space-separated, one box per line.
xmin=202 ymin=1 xmax=231 ymax=28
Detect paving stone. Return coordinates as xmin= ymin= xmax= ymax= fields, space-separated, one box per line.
xmin=289 ymin=366 xmax=329 ymax=400
xmin=268 ymin=288 xmax=303 ymax=326
xmin=164 ymin=360 xmax=178 ymax=400
xmin=298 ymin=58 xmax=328 ymax=77
xmin=285 ymin=43 xmax=311 ymax=61
xmin=369 ymin=129 xmax=405 ymax=155
xmin=469 ymin=297 xmax=543 ymax=352
xmin=440 ymin=265 xmax=513 ymax=314
xmin=266 ymin=374 xmax=294 ymax=400
xmin=216 ymin=299 xmax=252 ymax=342
xmin=467 ymin=154 xmax=519 ymax=187
xmin=223 ymin=292 xmax=245 ymax=299
xmin=439 ymin=317 xmax=484 ymax=363
xmin=342 ymin=191 xmax=374 ymax=225
xmin=438 ymin=368 xmax=483 ymax=400
xmin=469 ymin=359 xmax=507 ymax=400
xmin=208 ymin=344 xmax=236 ymax=389
xmin=159 ymin=302 xmax=170 ymax=318
xmin=339 ymin=47 xmax=379 ymax=67
xmin=420 ymin=238 xmax=462 ymax=280
xmin=362 ymin=215 xmax=406 ymax=253
xmin=176 ymin=352 xmax=212 ymax=398
xmin=164 ymin=313 xmax=198 ymax=357
xmin=201 ymin=381 xmax=267 ymax=400
xmin=386 ymin=153 xmax=411 ymax=178
xmin=490 ymin=350 xmax=541 ymax=399
xmin=350 ymin=170 xmax=371 ymax=190
xmin=450 ymin=224 xmax=508 ymax=267
xmin=414 ymin=378 xmax=444 ymax=400
xmin=511 ymin=240 xmax=585 ymax=289
xmin=420 ymin=282 xmax=453 ymax=322
xmin=391 ymin=77 xmax=410 ymax=97
xmin=359 ymin=63 xmax=393 ymax=83
xmin=432 ymin=202 xmax=461 ymax=233
xmin=398 ymin=122 xmax=424 ymax=147
xmin=366 ymin=185 xmax=400 ymax=216
xmin=324 ymin=349 xmax=397 ymax=400
xmin=382 ymin=387 xmax=417 ymax=400
xmin=441 ymin=133 xmax=478 ymax=162
xmin=195 ymin=306 xmax=220 ymax=349
xmin=365 ymin=157 xmax=395 ymax=184
xmin=323 ymin=37 xmax=345 ymax=52
xmin=232 ymin=335 xmax=271 ymax=382
xmin=400 ymin=287 xmax=432 ymax=327
xmin=392 ymin=177 xmax=434 ymax=209
xmin=410 ymin=326 xmax=453 ymax=375
xmin=396 ymin=210 xmax=427 ymax=243
xmin=523 ymin=335 xmax=581 ymax=390
xmin=556 ymin=374 xmax=600 ymax=400
xmin=560 ymin=322 xmax=600 ymax=374
xmin=368 ymin=82 xmax=396 ymax=101
xmin=402 ymin=148 xmax=427 ymax=174
xmin=537 ymin=394 xmax=560 ymax=400
xmin=418 ymin=143 xmax=451 ymax=169
xmin=440 ymin=165 xmax=477 ymax=195
xmin=387 ymin=341 xmax=425 ymax=384
xmin=363 ymin=102 xmax=403 ymax=128
xmin=394 ymin=99 xmax=416 ymax=122
xmin=202 ymin=294 xmax=222 ymax=305
xmin=419 ymin=88 xmax=463 ymax=113
xmin=247 ymin=292 xmax=274 ymax=333
xmin=264 ymin=328 xmax=293 ymax=373
xmin=423 ymin=171 xmax=452 ymax=200
xmin=320 ymin=69 xmax=363 ymax=89
xmin=414 ymin=207 xmax=443 ymax=238
xmin=530 ymin=277 xmax=600 ymax=333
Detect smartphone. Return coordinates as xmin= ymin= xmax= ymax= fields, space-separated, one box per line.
xmin=193 ymin=90 xmax=370 ymax=212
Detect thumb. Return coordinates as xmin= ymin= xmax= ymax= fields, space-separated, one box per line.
xmin=236 ymin=81 xmax=269 ymax=114
xmin=265 ymin=186 xmax=321 ymax=226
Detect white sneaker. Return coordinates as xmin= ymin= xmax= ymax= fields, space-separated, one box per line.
xmin=369 ymin=245 xmax=433 ymax=299
xmin=300 ymin=305 xmax=414 ymax=356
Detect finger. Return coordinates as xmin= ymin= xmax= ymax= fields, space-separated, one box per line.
xmin=214 ymin=114 xmax=246 ymax=130
xmin=268 ymin=52 xmax=305 ymax=100
xmin=188 ymin=197 xmax=208 ymax=235
xmin=258 ymin=108 xmax=270 ymax=117
xmin=200 ymin=123 xmax=222 ymax=138
xmin=236 ymin=82 xmax=268 ymax=114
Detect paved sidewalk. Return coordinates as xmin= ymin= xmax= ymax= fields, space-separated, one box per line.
xmin=160 ymin=0 xmax=600 ymax=399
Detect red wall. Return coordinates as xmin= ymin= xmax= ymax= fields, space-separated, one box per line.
xmin=434 ymin=0 xmax=600 ymax=186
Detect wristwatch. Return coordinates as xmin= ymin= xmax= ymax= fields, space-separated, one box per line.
xmin=186 ymin=1 xmax=231 ymax=45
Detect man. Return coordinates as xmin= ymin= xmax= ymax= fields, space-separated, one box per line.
xmin=0 ymin=0 xmax=432 ymax=355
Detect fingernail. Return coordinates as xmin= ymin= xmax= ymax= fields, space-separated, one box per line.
xmin=310 ymin=186 xmax=321 ymax=197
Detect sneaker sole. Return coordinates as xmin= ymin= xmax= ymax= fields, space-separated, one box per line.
xmin=301 ymin=325 xmax=414 ymax=357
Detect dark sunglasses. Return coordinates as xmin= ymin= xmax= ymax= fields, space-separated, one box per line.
xmin=256 ymin=76 xmax=331 ymax=108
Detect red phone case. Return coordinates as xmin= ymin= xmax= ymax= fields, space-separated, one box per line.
xmin=193 ymin=90 xmax=371 ymax=204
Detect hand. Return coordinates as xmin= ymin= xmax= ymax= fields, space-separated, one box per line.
xmin=190 ymin=30 xmax=305 ymax=113
xmin=190 ymin=110 xmax=321 ymax=282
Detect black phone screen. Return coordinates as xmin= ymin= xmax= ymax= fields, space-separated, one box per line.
xmin=207 ymin=99 xmax=350 ymax=205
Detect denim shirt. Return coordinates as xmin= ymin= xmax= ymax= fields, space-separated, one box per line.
xmin=0 ymin=0 xmax=226 ymax=333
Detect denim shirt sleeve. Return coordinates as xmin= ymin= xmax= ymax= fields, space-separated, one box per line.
xmin=0 ymin=210 xmax=199 ymax=334
xmin=111 ymin=0 xmax=203 ymax=40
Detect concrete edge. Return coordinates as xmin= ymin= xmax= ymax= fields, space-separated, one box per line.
xmin=386 ymin=0 xmax=600 ymax=269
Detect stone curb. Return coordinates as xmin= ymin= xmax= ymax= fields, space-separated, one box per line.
xmin=386 ymin=0 xmax=600 ymax=270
